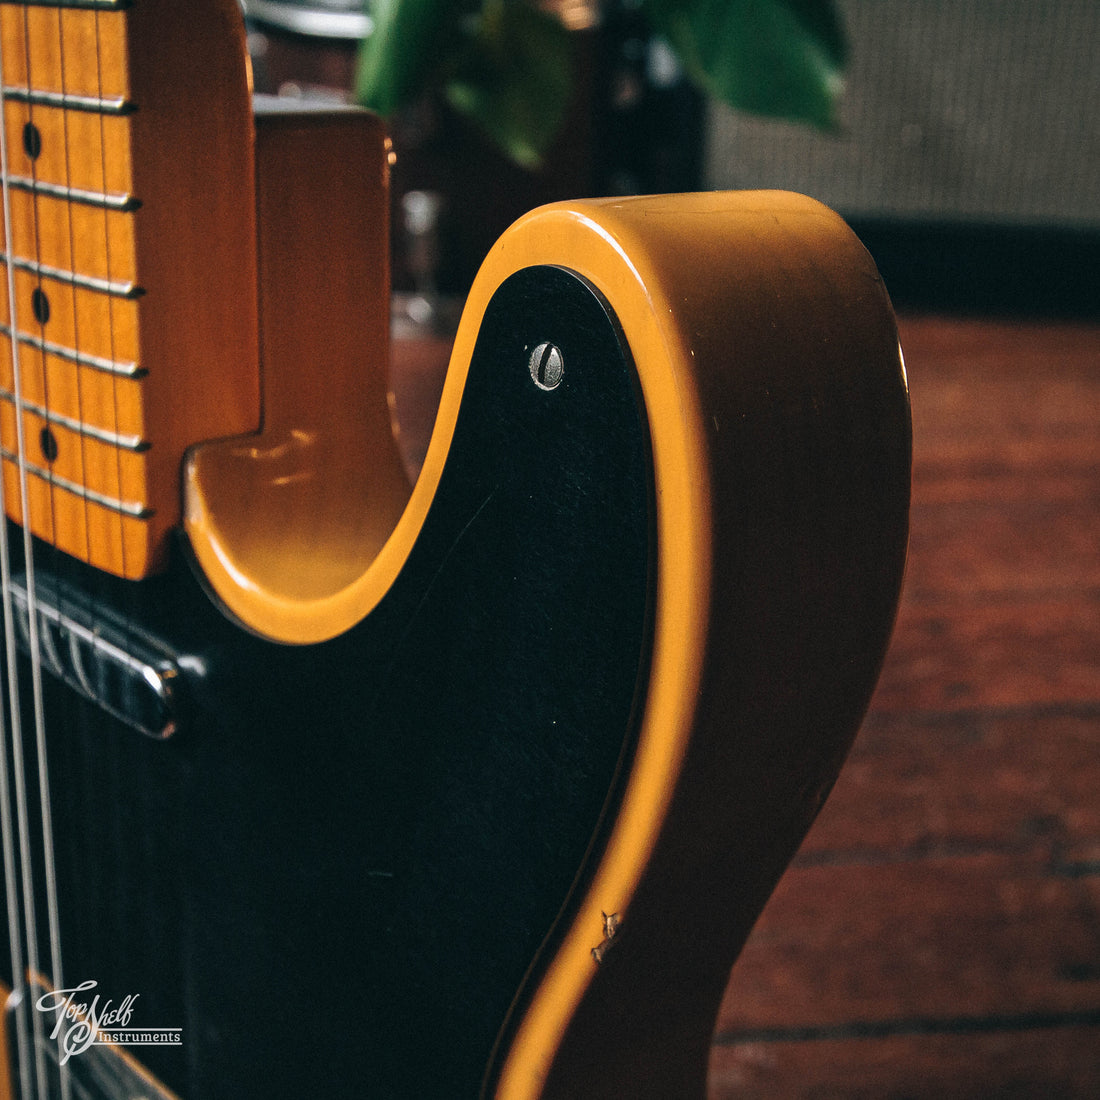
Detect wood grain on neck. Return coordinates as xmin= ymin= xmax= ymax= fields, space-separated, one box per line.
xmin=0 ymin=0 xmax=259 ymax=578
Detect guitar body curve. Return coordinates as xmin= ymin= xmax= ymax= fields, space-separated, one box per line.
xmin=467 ymin=194 xmax=912 ymax=1098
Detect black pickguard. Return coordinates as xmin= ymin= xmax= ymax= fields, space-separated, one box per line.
xmin=1 ymin=266 xmax=653 ymax=1099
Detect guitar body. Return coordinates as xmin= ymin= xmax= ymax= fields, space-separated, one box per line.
xmin=0 ymin=2 xmax=911 ymax=1098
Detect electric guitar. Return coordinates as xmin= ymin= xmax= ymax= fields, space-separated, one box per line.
xmin=0 ymin=1 xmax=911 ymax=1097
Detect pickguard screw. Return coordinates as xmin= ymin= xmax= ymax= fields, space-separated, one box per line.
xmin=529 ymin=343 xmax=564 ymax=391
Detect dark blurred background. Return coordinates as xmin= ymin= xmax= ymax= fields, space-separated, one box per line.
xmin=705 ymin=0 xmax=1099 ymax=318
xmin=242 ymin=0 xmax=1098 ymax=318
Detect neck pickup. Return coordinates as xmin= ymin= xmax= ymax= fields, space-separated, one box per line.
xmin=8 ymin=570 xmax=180 ymax=740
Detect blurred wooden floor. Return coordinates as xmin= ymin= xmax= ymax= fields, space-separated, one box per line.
xmin=392 ymin=313 xmax=1100 ymax=1098
xmin=709 ymin=316 xmax=1100 ymax=1098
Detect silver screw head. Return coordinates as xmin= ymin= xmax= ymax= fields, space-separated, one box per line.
xmin=529 ymin=342 xmax=564 ymax=391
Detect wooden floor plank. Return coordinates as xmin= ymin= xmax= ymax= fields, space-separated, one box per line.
xmin=715 ymin=855 xmax=1100 ymax=1030
xmin=870 ymin=599 xmax=1099 ymax=713
xmin=904 ymin=499 xmax=1100 ymax=601
xmin=911 ymin=369 xmax=1100 ymax=445
xmin=802 ymin=710 xmax=1100 ymax=859
xmin=913 ymin=462 xmax=1099 ymax=509
xmin=710 ymin=1025 xmax=1100 ymax=1099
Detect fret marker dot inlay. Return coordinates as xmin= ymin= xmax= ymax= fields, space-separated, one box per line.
xmin=32 ymin=287 xmax=50 ymax=325
xmin=22 ymin=122 xmax=42 ymax=161
xmin=40 ymin=426 xmax=59 ymax=464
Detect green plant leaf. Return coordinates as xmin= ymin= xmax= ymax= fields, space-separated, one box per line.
xmin=645 ymin=0 xmax=847 ymax=128
xmin=356 ymin=0 xmax=464 ymax=116
xmin=443 ymin=2 xmax=574 ymax=169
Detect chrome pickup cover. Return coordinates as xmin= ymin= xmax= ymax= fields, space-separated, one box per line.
xmin=9 ymin=573 xmax=180 ymax=741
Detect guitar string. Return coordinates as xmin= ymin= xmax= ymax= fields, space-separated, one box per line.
xmin=0 ymin=579 xmax=34 ymax=1100
xmin=0 ymin=22 xmax=36 ymax=1094
xmin=8 ymin=8 xmax=72 ymax=1097
xmin=0 ymin=19 xmax=33 ymax=1100
xmin=0 ymin=9 xmax=53 ymax=1098
xmin=45 ymin=10 xmax=91 ymax=1099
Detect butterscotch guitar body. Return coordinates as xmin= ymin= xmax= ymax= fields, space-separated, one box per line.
xmin=0 ymin=2 xmax=910 ymax=1098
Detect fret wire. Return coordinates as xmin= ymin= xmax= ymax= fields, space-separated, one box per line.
xmin=0 ymin=251 xmax=142 ymax=298
xmin=0 ymin=322 xmax=143 ymax=378
xmin=4 ymin=174 xmax=138 ymax=211
xmin=0 ymin=387 xmax=147 ymax=451
xmin=0 ymin=447 xmax=152 ymax=517
xmin=2 ymin=85 xmax=134 ymax=115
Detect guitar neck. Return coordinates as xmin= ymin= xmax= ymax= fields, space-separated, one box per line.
xmin=0 ymin=0 xmax=260 ymax=578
